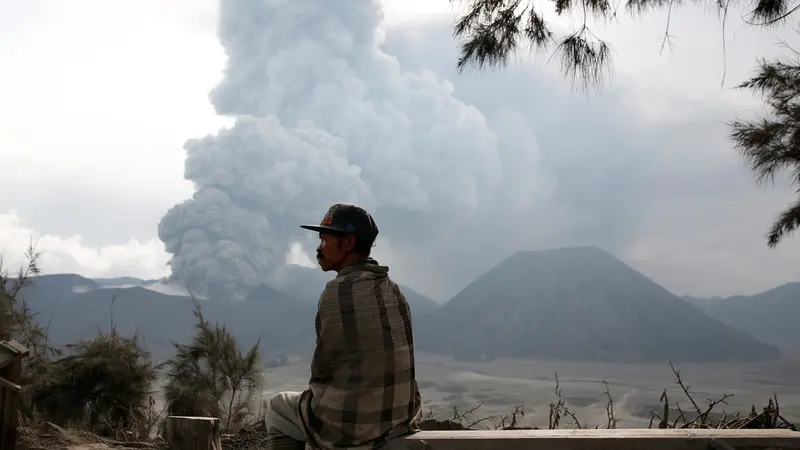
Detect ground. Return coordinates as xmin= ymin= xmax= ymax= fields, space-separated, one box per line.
xmin=16 ymin=350 xmax=800 ymax=449
xmin=264 ymin=351 xmax=800 ymax=428
xmin=16 ymin=421 xmax=266 ymax=450
xmin=16 ymin=422 xmax=162 ymax=450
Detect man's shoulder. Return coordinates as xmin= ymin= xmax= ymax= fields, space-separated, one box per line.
xmin=325 ymin=270 xmax=391 ymax=289
xmin=321 ymin=267 xmax=395 ymax=299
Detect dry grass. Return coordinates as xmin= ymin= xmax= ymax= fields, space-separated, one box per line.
xmin=213 ymin=368 xmax=799 ymax=450
xmin=15 ymin=359 xmax=799 ymax=449
xmin=417 ymin=365 xmax=798 ymax=432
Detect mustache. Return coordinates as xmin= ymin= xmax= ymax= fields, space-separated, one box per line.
xmin=316 ymin=252 xmax=324 ymax=261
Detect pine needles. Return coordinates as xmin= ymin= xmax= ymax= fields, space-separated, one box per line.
xmin=162 ymin=299 xmax=263 ymax=433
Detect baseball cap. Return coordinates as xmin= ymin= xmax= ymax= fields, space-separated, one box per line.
xmin=300 ymin=203 xmax=379 ymax=238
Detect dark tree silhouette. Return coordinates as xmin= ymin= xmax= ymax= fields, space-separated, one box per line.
xmin=729 ymin=47 xmax=800 ymax=246
xmin=450 ymin=0 xmax=798 ymax=88
xmin=451 ymin=0 xmax=800 ymax=247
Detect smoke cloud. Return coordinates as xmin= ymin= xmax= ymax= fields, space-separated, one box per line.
xmin=158 ymin=0 xmax=549 ymax=300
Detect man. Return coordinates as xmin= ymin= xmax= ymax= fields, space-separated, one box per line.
xmin=264 ymin=203 xmax=423 ymax=450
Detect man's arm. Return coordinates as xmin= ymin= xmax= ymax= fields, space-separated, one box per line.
xmin=309 ymin=280 xmax=346 ymax=383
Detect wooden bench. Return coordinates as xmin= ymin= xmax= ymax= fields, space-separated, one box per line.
xmin=400 ymin=429 xmax=800 ymax=450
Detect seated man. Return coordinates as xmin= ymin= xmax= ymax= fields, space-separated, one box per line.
xmin=264 ymin=203 xmax=423 ymax=450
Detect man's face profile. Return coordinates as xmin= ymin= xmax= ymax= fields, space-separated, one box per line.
xmin=316 ymin=232 xmax=354 ymax=272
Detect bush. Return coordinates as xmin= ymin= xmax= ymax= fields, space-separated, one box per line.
xmin=27 ymin=327 xmax=158 ymax=439
xmin=162 ymin=300 xmax=262 ymax=433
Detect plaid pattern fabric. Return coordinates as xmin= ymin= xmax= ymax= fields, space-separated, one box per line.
xmin=299 ymin=259 xmax=422 ymax=449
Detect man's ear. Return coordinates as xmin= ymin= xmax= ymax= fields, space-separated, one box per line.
xmin=346 ymin=234 xmax=358 ymax=252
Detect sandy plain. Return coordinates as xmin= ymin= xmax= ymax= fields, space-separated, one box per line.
xmin=260 ymin=350 xmax=800 ymax=429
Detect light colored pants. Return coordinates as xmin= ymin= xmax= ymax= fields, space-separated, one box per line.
xmin=265 ymin=391 xmax=307 ymax=442
xmin=264 ymin=391 xmax=427 ymax=450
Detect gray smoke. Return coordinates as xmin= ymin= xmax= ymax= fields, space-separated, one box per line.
xmin=158 ymin=0 xmax=548 ymax=300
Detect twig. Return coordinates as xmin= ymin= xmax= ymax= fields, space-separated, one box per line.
xmin=670 ymin=362 xmax=703 ymax=417
xmin=563 ymin=406 xmax=584 ymax=429
xmin=672 ymin=402 xmax=686 ymax=428
xmin=450 ymin=402 xmax=484 ymax=423
xmin=495 ymin=404 xmax=525 ymax=429
xmin=602 ymin=379 xmax=620 ymax=429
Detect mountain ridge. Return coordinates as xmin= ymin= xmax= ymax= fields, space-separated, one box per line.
xmin=15 ymin=269 xmax=438 ymax=360
xmin=685 ymin=282 xmax=800 ymax=347
xmin=13 ymin=246 xmax=792 ymax=363
xmin=417 ymin=246 xmax=781 ymax=362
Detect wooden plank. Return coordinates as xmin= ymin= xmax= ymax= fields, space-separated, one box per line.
xmin=0 ymin=341 xmax=29 ymax=357
xmin=0 ymin=386 xmax=5 ymax=448
xmin=0 ymin=358 xmax=23 ymax=450
xmin=401 ymin=429 xmax=800 ymax=450
xmin=0 ymin=341 xmax=28 ymax=371
xmin=0 ymin=375 xmax=21 ymax=393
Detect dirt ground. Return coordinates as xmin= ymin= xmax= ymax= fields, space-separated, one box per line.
xmin=16 ymin=422 xmax=162 ymax=450
xmin=16 ymin=421 xmax=272 ymax=450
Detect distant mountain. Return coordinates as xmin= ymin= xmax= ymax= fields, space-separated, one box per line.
xmin=399 ymin=285 xmax=439 ymax=314
xmin=18 ymin=275 xmax=316 ymax=360
xmin=415 ymin=246 xmax=780 ymax=362
xmin=23 ymin=273 xmax=99 ymax=296
xmin=267 ymin=264 xmax=335 ymax=303
xmin=92 ymin=276 xmax=159 ymax=287
xmin=685 ymin=283 xmax=800 ymax=348
xmin=22 ymin=249 xmax=780 ymax=364
xmin=266 ymin=265 xmax=439 ymax=314
xmin=16 ymin=267 xmax=437 ymax=360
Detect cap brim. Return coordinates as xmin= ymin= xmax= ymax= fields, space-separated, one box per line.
xmin=300 ymin=225 xmax=344 ymax=234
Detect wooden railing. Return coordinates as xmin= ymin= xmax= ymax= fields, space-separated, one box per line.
xmin=401 ymin=428 xmax=800 ymax=450
xmin=166 ymin=416 xmax=800 ymax=450
xmin=0 ymin=340 xmax=29 ymax=450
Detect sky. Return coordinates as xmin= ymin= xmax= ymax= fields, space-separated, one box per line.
xmin=0 ymin=0 xmax=799 ymax=301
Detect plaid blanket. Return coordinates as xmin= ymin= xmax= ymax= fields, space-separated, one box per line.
xmin=299 ymin=259 xmax=422 ymax=449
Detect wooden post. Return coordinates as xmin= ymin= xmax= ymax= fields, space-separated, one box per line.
xmin=166 ymin=416 xmax=222 ymax=450
xmin=0 ymin=340 xmax=28 ymax=450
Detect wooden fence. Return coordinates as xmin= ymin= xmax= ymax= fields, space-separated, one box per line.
xmin=0 ymin=340 xmax=29 ymax=450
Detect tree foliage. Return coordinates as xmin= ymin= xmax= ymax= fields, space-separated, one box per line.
xmin=729 ymin=47 xmax=800 ymax=246
xmin=1 ymin=242 xmax=53 ymax=354
xmin=27 ymin=328 xmax=158 ymax=438
xmin=450 ymin=0 xmax=798 ymax=88
xmin=162 ymin=300 xmax=262 ymax=432
xmin=451 ymin=0 xmax=800 ymax=247
xmin=1 ymin=246 xmax=158 ymax=438
xmin=1 ymin=243 xmax=62 ymax=395
xmin=1 ymin=245 xmax=264 ymax=437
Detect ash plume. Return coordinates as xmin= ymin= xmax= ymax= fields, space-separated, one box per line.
xmin=158 ymin=0 xmax=546 ymax=300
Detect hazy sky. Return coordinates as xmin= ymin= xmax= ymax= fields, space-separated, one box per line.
xmin=1 ymin=0 xmax=799 ymax=301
